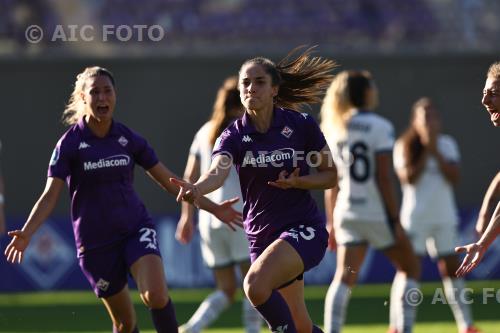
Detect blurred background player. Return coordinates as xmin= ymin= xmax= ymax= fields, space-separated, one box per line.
xmin=393 ymin=97 xmax=479 ymax=333
xmin=455 ymin=61 xmax=500 ymax=276
xmin=172 ymin=47 xmax=338 ymax=333
xmin=0 ymin=139 xmax=5 ymax=236
xmin=3 ymin=66 xmax=243 ymax=333
xmin=320 ymin=70 xmax=420 ymax=333
xmin=175 ymin=76 xmax=262 ymax=333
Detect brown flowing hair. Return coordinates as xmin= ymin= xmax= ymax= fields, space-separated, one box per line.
xmin=239 ymin=46 xmax=337 ymax=111
xmin=399 ymin=97 xmax=433 ymax=165
xmin=62 ymin=66 xmax=115 ymax=126
xmin=208 ymin=76 xmax=242 ymax=146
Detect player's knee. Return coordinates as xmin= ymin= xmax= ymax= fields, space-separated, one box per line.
xmin=243 ymin=271 xmax=270 ymax=305
xmin=140 ymin=290 xmax=169 ymax=309
xmin=335 ymin=268 xmax=357 ymax=287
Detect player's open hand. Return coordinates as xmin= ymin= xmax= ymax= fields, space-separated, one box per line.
xmin=268 ymin=168 xmax=300 ymax=190
xmin=4 ymin=230 xmax=31 ymax=264
xmin=169 ymin=178 xmax=201 ymax=206
xmin=455 ymin=243 xmax=486 ymax=277
xmin=213 ymin=197 xmax=243 ymax=231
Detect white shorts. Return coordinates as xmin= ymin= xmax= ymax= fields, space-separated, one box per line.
xmin=334 ymin=217 xmax=395 ymax=249
xmin=402 ymin=221 xmax=457 ymax=258
xmin=199 ymin=224 xmax=251 ymax=268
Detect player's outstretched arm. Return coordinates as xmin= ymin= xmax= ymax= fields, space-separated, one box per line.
xmin=476 ymin=172 xmax=500 ymax=236
xmin=175 ymin=154 xmax=199 ymax=244
xmin=456 ymin=201 xmax=500 ymax=276
xmin=148 ymin=159 xmax=241 ymax=229
xmin=4 ymin=177 xmax=64 ymax=264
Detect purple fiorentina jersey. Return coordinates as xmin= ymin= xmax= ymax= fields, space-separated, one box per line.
xmin=48 ymin=118 xmax=159 ymax=256
xmin=212 ymin=108 xmax=327 ymax=251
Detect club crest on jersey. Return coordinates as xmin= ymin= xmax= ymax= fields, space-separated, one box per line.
xmin=281 ymin=126 xmax=293 ymax=138
xmin=118 ymin=136 xmax=128 ymax=147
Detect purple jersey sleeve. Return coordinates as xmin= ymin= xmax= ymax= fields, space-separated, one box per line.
xmin=130 ymin=132 xmax=159 ymax=170
xmin=47 ymin=136 xmax=73 ymax=180
xmin=303 ymin=113 xmax=327 ymax=153
xmin=212 ymin=128 xmax=239 ymax=163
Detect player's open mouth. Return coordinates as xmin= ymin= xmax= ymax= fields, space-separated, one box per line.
xmin=97 ymin=106 xmax=109 ymax=113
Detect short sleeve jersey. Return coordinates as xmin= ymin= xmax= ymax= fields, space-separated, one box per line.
xmin=212 ymin=108 xmax=327 ymax=250
xmin=190 ymin=122 xmax=242 ymax=228
xmin=325 ymin=110 xmax=395 ymax=222
xmin=394 ymin=134 xmax=460 ymax=225
xmin=48 ymin=118 xmax=159 ymax=255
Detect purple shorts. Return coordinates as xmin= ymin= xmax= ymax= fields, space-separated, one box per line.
xmin=78 ymin=226 xmax=161 ymax=298
xmin=250 ymin=223 xmax=328 ymax=273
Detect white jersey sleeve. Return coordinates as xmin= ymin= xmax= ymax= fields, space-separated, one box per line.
xmin=374 ymin=119 xmax=395 ymax=153
xmin=438 ymin=135 xmax=460 ymax=163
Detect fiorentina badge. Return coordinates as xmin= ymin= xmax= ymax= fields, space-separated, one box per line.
xmin=281 ymin=126 xmax=293 ymax=138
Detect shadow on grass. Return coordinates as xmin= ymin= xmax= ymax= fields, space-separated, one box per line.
xmin=1 ymin=296 xmax=498 ymax=332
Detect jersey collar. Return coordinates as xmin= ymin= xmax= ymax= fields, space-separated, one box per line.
xmin=77 ymin=117 xmax=118 ymax=139
xmin=240 ymin=107 xmax=286 ymax=134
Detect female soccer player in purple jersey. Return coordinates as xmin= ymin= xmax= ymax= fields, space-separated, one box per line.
xmin=320 ymin=70 xmax=420 ymax=333
xmin=4 ymin=66 xmax=242 ymax=333
xmin=455 ymin=61 xmax=500 ymax=277
xmin=172 ymin=47 xmax=338 ymax=333
xmin=176 ymin=76 xmax=262 ymax=333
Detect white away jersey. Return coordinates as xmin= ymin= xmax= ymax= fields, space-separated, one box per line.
xmin=394 ymin=134 xmax=460 ymax=226
xmin=326 ymin=111 xmax=395 ymax=222
xmin=190 ymin=122 xmax=242 ymax=228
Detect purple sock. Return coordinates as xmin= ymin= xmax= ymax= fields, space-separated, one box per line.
xmin=312 ymin=325 xmax=324 ymax=333
xmin=255 ymin=290 xmax=296 ymax=333
xmin=113 ymin=325 xmax=139 ymax=333
xmin=150 ymin=299 xmax=178 ymax=333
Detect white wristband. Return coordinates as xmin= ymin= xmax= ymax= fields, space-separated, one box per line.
xmin=0 ymin=194 xmax=4 ymax=204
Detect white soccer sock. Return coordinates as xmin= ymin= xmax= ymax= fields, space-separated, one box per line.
xmin=242 ymin=297 xmax=263 ymax=333
xmin=443 ymin=277 xmax=473 ymax=330
xmin=397 ymin=277 xmax=419 ymax=333
xmin=324 ymin=282 xmax=351 ymax=333
xmin=186 ymin=290 xmax=230 ymax=332
xmin=389 ymin=272 xmax=405 ymax=330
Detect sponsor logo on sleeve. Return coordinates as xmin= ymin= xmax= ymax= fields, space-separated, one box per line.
xmin=49 ymin=147 xmax=60 ymax=166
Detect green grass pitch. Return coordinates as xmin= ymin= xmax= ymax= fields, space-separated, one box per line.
xmin=1 ymin=281 xmax=499 ymax=332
